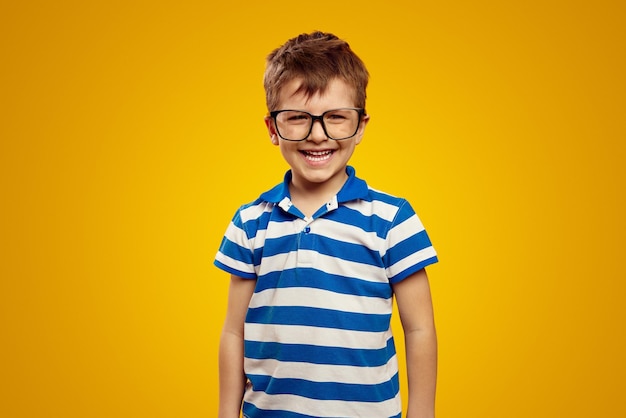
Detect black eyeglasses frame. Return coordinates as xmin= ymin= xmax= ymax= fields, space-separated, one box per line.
xmin=269 ymin=108 xmax=366 ymax=141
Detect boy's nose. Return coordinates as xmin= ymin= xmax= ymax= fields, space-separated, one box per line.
xmin=307 ymin=120 xmax=328 ymax=143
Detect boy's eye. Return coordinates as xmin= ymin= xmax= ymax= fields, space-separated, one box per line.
xmin=325 ymin=111 xmax=350 ymax=123
xmin=284 ymin=112 xmax=310 ymax=123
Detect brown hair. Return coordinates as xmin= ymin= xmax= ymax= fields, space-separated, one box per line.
xmin=263 ymin=31 xmax=369 ymax=112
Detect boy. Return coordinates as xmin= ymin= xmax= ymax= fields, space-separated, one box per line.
xmin=215 ymin=31 xmax=438 ymax=418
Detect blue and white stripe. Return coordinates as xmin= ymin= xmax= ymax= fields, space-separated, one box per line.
xmin=215 ymin=166 xmax=437 ymax=418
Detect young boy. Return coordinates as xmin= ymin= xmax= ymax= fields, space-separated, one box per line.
xmin=215 ymin=31 xmax=438 ymax=418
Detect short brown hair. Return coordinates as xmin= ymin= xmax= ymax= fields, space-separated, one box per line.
xmin=263 ymin=31 xmax=369 ymax=112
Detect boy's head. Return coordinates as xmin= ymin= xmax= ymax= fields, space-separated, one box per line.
xmin=264 ymin=31 xmax=369 ymax=112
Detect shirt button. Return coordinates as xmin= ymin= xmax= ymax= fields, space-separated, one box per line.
xmin=304 ymin=226 xmax=311 ymax=234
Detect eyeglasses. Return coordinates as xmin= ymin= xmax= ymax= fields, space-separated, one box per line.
xmin=269 ymin=108 xmax=365 ymax=141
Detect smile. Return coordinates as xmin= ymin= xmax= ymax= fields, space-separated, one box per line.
xmin=301 ymin=150 xmax=334 ymax=162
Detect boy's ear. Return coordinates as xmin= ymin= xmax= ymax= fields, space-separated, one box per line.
xmin=264 ymin=117 xmax=280 ymax=145
xmin=354 ymin=114 xmax=370 ymax=145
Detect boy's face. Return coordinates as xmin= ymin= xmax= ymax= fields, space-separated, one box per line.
xmin=265 ymin=78 xmax=369 ymax=193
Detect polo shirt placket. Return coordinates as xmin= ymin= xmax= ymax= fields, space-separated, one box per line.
xmin=272 ymin=179 xmax=355 ymax=270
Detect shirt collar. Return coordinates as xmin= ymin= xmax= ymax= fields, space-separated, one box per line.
xmin=259 ymin=166 xmax=369 ymax=204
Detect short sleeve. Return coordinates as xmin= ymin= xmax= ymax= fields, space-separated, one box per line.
xmin=214 ymin=207 xmax=258 ymax=279
xmin=383 ymin=200 xmax=438 ymax=284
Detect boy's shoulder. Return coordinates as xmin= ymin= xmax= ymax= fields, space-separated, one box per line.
xmin=362 ymin=184 xmax=409 ymax=206
xmin=342 ymin=166 xmax=410 ymax=207
xmin=341 ymin=185 xmax=415 ymax=226
xmin=235 ymin=197 xmax=274 ymax=223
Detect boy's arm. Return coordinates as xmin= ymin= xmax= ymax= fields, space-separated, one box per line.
xmin=392 ymin=268 xmax=437 ymax=418
xmin=218 ymin=274 xmax=256 ymax=418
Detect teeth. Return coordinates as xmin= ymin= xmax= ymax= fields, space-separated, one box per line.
xmin=304 ymin=150 xmax=333 ymax=162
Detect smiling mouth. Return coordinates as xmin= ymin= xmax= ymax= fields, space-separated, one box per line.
xmin=301 ymin=150 xmax=334 ymax=162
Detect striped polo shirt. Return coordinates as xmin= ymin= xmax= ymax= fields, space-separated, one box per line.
xmin=214 ymin=166 xmax=438 ymax=418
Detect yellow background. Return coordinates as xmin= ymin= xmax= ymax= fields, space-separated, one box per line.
xmin=1 ymin=1 xmax=624 ymax=417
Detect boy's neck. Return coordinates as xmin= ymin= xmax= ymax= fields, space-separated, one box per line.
xmin=288 ymin=170 xmax=348 ymax=218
